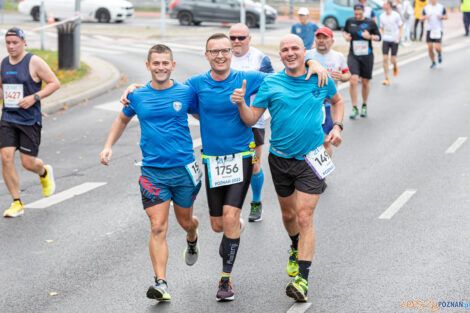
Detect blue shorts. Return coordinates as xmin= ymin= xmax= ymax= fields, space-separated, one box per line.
xmin=139 ymin=165 xmax=201 ymax=209
xmin=322 ymin=105 xmax=333 ymax=135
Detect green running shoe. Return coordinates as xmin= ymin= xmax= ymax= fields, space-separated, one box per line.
xmin=286 ymin=274 xmax=308 ymax=302
xmin=360 ymin=105 xmax=367 ymax=118
xmin=147 ymin=279 xmax=171 ymax=301
xmin=248 ymin=201 xmax=262 ymax=222
xmin=287 ymin=248 xmax=298 ymax=277
xmin=349 ymin=106 xmax=358 ymax=119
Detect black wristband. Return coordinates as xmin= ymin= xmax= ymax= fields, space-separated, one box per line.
xmin=333 ymin=121 xmax=343 ymax=131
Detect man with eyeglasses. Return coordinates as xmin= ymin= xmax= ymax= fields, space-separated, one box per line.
xmin=229 ymin=23 xmax=274 ymax=224
xmin=120 ymin=33 xmax=327 ymax=302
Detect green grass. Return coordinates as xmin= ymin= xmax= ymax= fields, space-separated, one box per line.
xmin=2 ymin=0 xmax=18 ymax=11
xmin=134 ymin=6 xmax=161 ymax=13
xmin=27 ymin=49 xmax=89 ymax=85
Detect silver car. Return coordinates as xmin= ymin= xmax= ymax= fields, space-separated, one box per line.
xmin=169 ymin=0 xmax=277 ymax=28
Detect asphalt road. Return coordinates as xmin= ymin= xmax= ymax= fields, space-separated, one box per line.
xmin=1 ymin=15 xmax=470 ymax=313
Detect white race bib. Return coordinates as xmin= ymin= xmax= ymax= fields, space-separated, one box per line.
xmin=304 ymin=145 xmax=335 ymax=180
xmin=430 ymin=30 xmax=441 ymax=39
xmin=185 ymin=160 xmax=202 ymax=186
xmin=208 ymin=153 xmax=243 ymax=188
xmin=3 ymin=84 xmax=23 ymax=108
xmin=352 ymin=40 xmax=369 ymax=56
xmin=384 ymin=25 xmax=394 ymax=37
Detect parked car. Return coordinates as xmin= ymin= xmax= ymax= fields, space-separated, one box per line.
xmin=169 ymin=0 xmax=277 ymax=28
xmin=321 ymin=0 xmax=383 ymax=30
xmin=18 ymin=0 xmax=134 ymax=23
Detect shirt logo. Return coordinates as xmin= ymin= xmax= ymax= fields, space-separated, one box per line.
xmin=173 ymin=101 xmax=182 ymax=112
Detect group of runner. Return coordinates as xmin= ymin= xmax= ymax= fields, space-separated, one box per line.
xmin=0 ymin=0 xmax=449 ymax=304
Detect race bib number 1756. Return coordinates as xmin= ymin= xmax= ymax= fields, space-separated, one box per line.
xmin=208 ymin=153 xmax=243 ymax=188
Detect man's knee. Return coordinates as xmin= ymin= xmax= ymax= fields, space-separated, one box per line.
xmin=210 ymin=217 xmax=223 ymax=232
xmin=150 ymin=221 xmax=167 ymax=238
xmin=350 ymin=75 xmax=359 ymax=85
xmin=222 ymin=208 xmax=240 ymax=227
xmin=1 ymin=148 xmax=15 ymax=165
xmin=297 ymin=208 xmax=314 ymax=230
xmin=21 ymin=157 xmax=36 ymax=171
xmin=281 ymin=206 xmax=297 ymax=223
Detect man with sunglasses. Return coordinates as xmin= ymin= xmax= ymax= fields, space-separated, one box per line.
xmin=120 ymin=33 xmax=327 ymax=302
xmin=229 ymin=23 xmax=274 ymax=223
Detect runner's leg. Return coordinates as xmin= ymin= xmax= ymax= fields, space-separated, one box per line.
xmin=361 ymin=78 xmax=370 ymax=104
xmin=349 ymin=74 xmax=359 ymax=108
xmin=1 ymin=147 xmax=20 ymax=199
xmin=146 ymin=200 xmax=171 ymax=281
xmin=174 ymin=204 xmax=199 ymax=241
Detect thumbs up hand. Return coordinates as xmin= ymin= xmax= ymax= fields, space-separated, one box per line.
xmin=231 ymin=79 xmax=247 ymax=105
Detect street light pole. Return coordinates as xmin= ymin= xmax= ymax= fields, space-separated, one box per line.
xmin=40 ymin=0 xmax=45 ymax=50
xmin=260 ymin=0 xmax=265 ymax=45
xmin=74 ymin=0 xmax=81 ymax=69
xmin=240 ymin=0 xmax=245 ymax=24
xmin=161 ymin=0 xmax=166 ymax=36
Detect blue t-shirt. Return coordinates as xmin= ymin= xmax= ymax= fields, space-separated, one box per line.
xmin=291 ymin=22 xmax=319 ymax=50
xmin=252 ymin=71 xmax=337 ymax=159
xmin=185 ymin=69 xmax=266 ymax=156
xmin=123 ymin=81 xmax=197 ymax=168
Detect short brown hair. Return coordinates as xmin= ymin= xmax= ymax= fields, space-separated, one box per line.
xmin=147 ymin=44 xmax=173 ymax=62
xmin=206 ymin=33 xmax=230 ymax=50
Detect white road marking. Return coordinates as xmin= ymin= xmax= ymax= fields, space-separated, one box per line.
xmin=82 ymin=46 xmax=124 ymax=55
xmin=379 ymin=189 xmax=417 ymax=219
xmin=24 ymin=182 xmax=107 ymax=209
xmin=445 ymin=137 xmax=467 ymax=154
xmin=95 ymin=101 xmax=123 ymax=112
xmin=287 ymin=302 xmax=312 ymax=313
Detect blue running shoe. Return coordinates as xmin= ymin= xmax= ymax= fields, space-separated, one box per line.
xmin=438 ymin=54 xmax=442 ymax=63
xmin=430 ymin=62 xmax=436 ymax=69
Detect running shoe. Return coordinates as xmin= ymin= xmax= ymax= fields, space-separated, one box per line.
xmin=184 ymin=230 xmax=199 ymax=266
xmin=349 ymin=106 xmax=358 ymax=119
xmin=393 ymin=65 xmax=399 ymax=76
xmin=286 ymin=274 xmax=308 ymax=302
xmin=3 ymin=200 xmax=24 ymax=218
xmin=39 ymin=165 xmax=55 ymax=197
xmin=430 ymin=62 xmax=436 ymax=69
xmin=360 ymin=105 xmax=368 ymax=118
xmin=438 ymin=54 xmax=442 ymax=63
xmin=248 ymin=201 xmax=262 ymax=222
xmin=216 ymin=276 xmax=234 ymax=301
xmin=382 ymin=79 xmax=390 ymax=85
xmin=147 ymin=279 xmax=171 ymax=301
xmin=287 ymin=247 xmax=299 ymax=277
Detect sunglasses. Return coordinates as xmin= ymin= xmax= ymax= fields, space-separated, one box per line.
xmin=229 ymin=36 xmax=248 ymax=41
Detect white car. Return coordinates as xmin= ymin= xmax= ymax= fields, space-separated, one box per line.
xmin=18 ymin=0 xmax=134 ymax=23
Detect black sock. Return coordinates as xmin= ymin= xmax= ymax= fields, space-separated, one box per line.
xmin=298 ymin=260 xmax=312 ymax=281
xmin=40 ymin=168 xmax=47 ymax=178
xmin=187 ymin=236 xmax=197 ymax=247
xmin=13 ymin=198 xmax=21 ymax=203
xmin=221 ymin=235 xmax=240 ymax=274
xmin=155 ymin=277 xmax=167 ymax=285
xmin=289 ymin=233 xmax=300 ymax=251
xmin=362 ymin=104 xmax=367 ymax=107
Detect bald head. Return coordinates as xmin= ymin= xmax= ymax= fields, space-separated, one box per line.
xmin=229 ymin=23 xmax=251 ymax=57
xmin=279 ymin=34 xmax=305 ymax=50
xmin=279 ymin=34 xmax=306 ymax=76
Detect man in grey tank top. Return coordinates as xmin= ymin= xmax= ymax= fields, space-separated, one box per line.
xmin=0 ymin=27 xmax=60 ymax=217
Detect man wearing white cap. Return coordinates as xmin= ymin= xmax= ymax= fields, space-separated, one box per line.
xmin=291 ymin=7 xmax=319 ymax=50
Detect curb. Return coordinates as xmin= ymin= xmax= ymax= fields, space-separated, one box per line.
xmin=41 ymin=54 xmax=121 ymax=115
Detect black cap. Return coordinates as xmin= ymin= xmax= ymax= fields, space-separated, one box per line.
xmin=6 ymin=27 xmax=25 ymax=40
xmin=353 ymin=3 xmax=365 ymax=10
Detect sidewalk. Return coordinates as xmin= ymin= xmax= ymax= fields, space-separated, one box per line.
xmin=41 ymin=55 xmax=121 ymax=114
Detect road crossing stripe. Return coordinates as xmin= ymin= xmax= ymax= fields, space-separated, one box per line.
xmin=445 ymin=137 xmax=467 ymax=154
xmin=24 ymin=182 xmax=107 ymax=209
xmin=82 ymin=47 xmax=124 ymax=55
xmin=287 ymin=302 xmax=312 ymax=313
xmin=379 ymin=189 xmax=417 ymax=219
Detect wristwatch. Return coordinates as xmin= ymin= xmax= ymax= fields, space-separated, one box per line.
xmin=34 ymin=94 xmax=40 ymax=101
xmin=333 ymin=121 xmax=343 ymax=131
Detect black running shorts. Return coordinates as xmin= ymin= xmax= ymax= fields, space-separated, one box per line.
xmin=204 ymin=156 xmax=253 ymax=217
xmin=426 ymin=30 xmax=442 ymax=43
xmin=0 ymin=121 xmax=41 ymax=156
xmin=347 ymin=53 xmax=374 ymax=79
xmin=382 ymin=41 xmax=399 ymax=56
xmin=268 ymin=153 xmax=327 ymax=198
xmin=252 ymin=127 xmax=265 ymax=147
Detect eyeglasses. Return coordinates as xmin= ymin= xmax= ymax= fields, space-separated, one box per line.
xmin=206 ymin=48 xmax=232 ymax=57
xmin=229 ymin=36 xmax=248 ymax=41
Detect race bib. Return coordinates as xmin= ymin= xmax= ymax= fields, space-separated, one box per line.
xmin=207 ymin=153 xmax=243 ymax=188
xmin=3 ymin=84 xmax=23 ymax=108
xmin=430 ymin=30 xmax=441 ymax=39
xmin=185 ymin=160 xmax=202 ymax=186
xmin=384 ymin=25 xmax=394 ymax=37
xmin=304 ymin=145 xmax=335 ymax=180
xmin=353 ymin=40 xmax=369 ymax=56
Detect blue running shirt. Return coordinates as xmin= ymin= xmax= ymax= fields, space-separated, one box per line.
xmin=123 ymin=81 xmax=197 ymax=168
xmin=252 ymin=71 xmax=337 ymax=159
xmin=185 ymin=69 xmax=266 ymax=156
